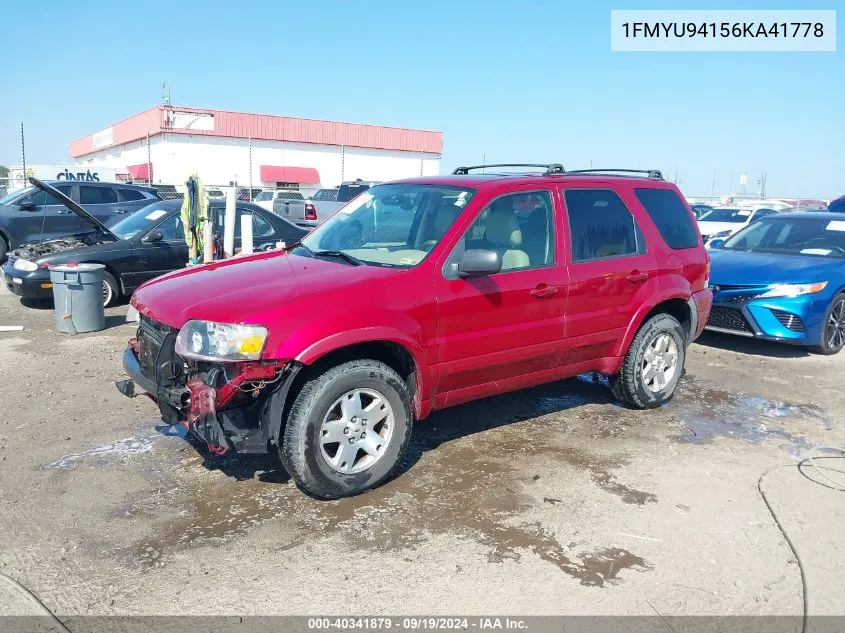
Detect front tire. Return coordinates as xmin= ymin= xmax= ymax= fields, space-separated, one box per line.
xmin=102 ymin=271 xmax=119 ymax=308
xmin=0 ymin=235 xmax=8 ymax=262
xmin=808 ymin=294 xmax=845 ymax=355
xmin=611 ymin=313 xmax=686 ymax=409
xmin=280 ymin=359 xmax=413 ymax=499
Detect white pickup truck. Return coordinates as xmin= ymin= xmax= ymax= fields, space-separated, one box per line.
xmin=302 ymin=180 xmax=377 ymax=228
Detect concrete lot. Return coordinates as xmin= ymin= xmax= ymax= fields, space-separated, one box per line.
xmin=0 ymin=283 xmax=843 ymax=617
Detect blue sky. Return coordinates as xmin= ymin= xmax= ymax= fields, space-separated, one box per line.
xmin=0 ymin=0 xmax=842 ymax=197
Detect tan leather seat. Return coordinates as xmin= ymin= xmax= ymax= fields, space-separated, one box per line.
xmin=485 ymin=207 xmax=530 ymax=270
xmin=423 ymin=203 xmax=463 ymax=250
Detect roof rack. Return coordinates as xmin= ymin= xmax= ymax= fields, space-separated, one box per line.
xmin=452 ymin=163 xmax=565 ymax=176
xmin=564 ymin=168 xmax=664 ymax=180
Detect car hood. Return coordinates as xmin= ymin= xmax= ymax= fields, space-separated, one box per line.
xmin=131 ymin=250 xmax=399 ymax=328
xmin=709 ymin=248 xmax=844 ymax=286
xmin=29 ymin=177 xmax=119 ymax=240
xmin=697 ymin=221 xmax=744 ymax=235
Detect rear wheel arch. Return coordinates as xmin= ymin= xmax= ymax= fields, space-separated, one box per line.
xmin=616 ymin=296 xmax=693 ymax=357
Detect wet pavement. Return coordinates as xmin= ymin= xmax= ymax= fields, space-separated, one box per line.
xmin=2 ymin=289 xmax=844 ymax=616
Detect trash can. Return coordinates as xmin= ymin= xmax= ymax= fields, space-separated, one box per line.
xmin=49 ymin=263 xmax=106 ymax=334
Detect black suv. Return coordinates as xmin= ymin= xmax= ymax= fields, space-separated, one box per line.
xmin=0 ymin=181 xmax=160 ymax=260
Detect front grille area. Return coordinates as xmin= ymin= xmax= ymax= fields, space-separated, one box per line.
xmin=707 ymin=306 xmax=754 ymax=333
xmin=720 ymin=293 xmax=760 ymax=305
xmin=771 ymin=309 xmax=805 ymax=332
xmin=138 ymin=316 xmax=176 ymax=378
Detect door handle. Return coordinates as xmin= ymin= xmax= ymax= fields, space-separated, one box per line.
xmin=115 ymin=209 xmax=129 ymax=214
xmin=626 ymin=270 xmax=649 ymax=284
xmin=530 ymin=284 xmax=559 ymax=299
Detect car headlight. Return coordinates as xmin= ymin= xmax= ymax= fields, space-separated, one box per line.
xmin=759 ymin=281 xmax=828 ymax=298
xmin=707 ymin=230 xmax=733 ymax=241
xmin=174 ymin=320 xmax=268 ymax=362
xmin=13 ymin=259 xmax=38 ymax=272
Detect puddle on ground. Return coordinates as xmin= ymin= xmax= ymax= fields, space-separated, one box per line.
xmin=43 ymin=424 xmax=186 ymax=470
xmin=121 ymin=372 xmax=829 ymax=583
xmin=129 ymin=398 xmax=655 ymax=587
xmin=670 ymin=378 xmax=833 ymax=451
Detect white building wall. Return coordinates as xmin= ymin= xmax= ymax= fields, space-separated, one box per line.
xmin=76 ymin=135 xmax=441 ymax=191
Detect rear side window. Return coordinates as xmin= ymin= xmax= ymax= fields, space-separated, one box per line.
xmin=635 ymin=188 xmax=699 ymax=249
xmin=251 ymin=211 xmax=274 ymax=237
xmin=337 ymin=183 xmax=369 ymax=203
xmin=80 ymin=186 xmax=118 ymax=204
xmin=118 ymin=188 xmax=145 ymax=202
xmin=565 ymin=189 xmax=646 ymax=262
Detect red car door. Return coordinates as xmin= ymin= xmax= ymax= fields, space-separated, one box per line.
xmin=432 ymin=188 xmax=568 ymax=406
xmin=559 ymin=184 xmax=659 ymax=364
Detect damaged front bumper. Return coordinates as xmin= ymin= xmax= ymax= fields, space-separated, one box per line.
xmin=118 ymin=334 xmax=301 ymax=456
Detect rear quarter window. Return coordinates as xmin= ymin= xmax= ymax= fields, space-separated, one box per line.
xmin=634 ymin=188 xmax=699 ymax=249
xmin=118 ymin=188 xmax=145 ymax=202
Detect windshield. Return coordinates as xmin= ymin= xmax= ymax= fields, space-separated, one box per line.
xmin=111 ymin=203 xmax=172 ymax=239
xmin=0 ymin=187 xmax=30 ymax=205
xmin=298 ymin=183 xmax=476 ymax=268
xmin=722 ymin=217 xmax=845 ymax=258
xmin=255 ymin=191 xmax=274 ymax=201
xmin=699 ymin=208 xmax=752 ymax=223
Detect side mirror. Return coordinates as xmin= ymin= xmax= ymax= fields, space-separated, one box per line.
xmin=145 ymin=230 xmax=164 ymax=243
xmin=18 ymin=200 xmax=35 ymax=210
xmin=707 ymin=238 xmax=725 ymax=249
xmin=456 ymin=249 xmax=502 ymax=277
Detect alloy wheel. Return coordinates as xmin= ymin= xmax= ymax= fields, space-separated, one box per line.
xmin=641 ymin=333 xmax=678 ymax=393
xmin=319 ymin=388 xmax=394 ymax=474
xmin=102 ymin=280 xmax=113 ymax=307
xmin=827 ymin=299 xmax=845 ymax=351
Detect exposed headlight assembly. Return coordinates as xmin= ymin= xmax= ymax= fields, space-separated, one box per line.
xmin=175 ymin=320 xmax=268 ymax=362
xmin=759 ymin=281 xmax=828 ymax=298
xmin=13 ymin=259 xmax=38 ymax=272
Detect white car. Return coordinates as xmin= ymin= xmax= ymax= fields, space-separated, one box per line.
xmin=697 ymin=205 xmax=785 ymax=246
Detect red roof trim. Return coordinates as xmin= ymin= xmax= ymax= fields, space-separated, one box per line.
xmin=70 ymin=106 xmax=442 ymax=158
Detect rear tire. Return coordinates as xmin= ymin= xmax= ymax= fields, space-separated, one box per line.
xmin=102 ymin=271 xmax=119 ymax=308
xmin=808 ymin=294 xmax=845 ymax=355
xmin=611 ymin=313 xmax=686 ymax=409
xmin=280 ymin=359 xmax=413 ymax=500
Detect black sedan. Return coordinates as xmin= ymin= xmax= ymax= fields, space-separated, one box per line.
xmin=3 ymin=179 xmax=308 ymax=306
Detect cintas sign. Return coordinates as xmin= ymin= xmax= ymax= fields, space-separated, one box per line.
xmin=7 ymin=164 xmax=118 ymax=191
xmin=56 ymin=168 xmax=104 ymax=181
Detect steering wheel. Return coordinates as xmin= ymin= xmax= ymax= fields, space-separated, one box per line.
xmin=827 ymin=246 xmax=845 ymax=256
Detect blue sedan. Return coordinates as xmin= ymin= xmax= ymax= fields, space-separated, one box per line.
xmin=706 ymin=212 xmax=845 ymax=354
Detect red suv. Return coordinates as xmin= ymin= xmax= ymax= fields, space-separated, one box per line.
xmin=118 ymin=164 xmax=712 ymax=499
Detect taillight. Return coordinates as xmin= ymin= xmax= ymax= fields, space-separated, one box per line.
xmin=304 ymin=202 xmax=317 ymax=221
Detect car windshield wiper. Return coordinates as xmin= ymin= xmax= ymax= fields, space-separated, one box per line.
xmin=312 ymin=249 xmax=363 ymax=266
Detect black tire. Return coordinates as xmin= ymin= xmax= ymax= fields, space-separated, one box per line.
xmin=0 ymin=235 xmax=8 ymax=262
xmin=808 ymin=294 xmax=845 ymax=355
xmin=102 ymin=270 xmax=119 ymax=307
xmin=610 ymin=313 xmax=687 ymax=409
xmin=280 ymin=359 xmax=413 ymax=500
